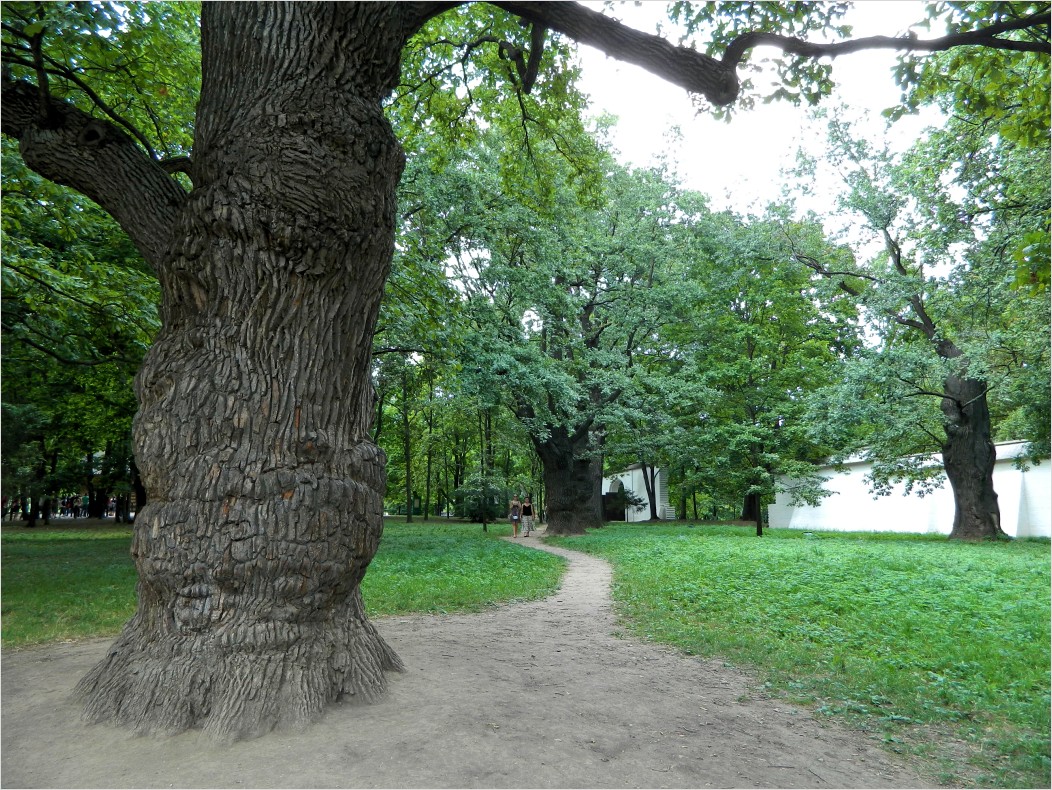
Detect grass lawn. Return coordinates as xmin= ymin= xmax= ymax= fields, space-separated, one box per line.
xmin=363 ymin=519 xmax=565 ymax=614
xmin=1 ymin=523 xmax=139 ymax=646
xmin=1 ymin=518 xmax=564 ymax=647
xmin=547 ymin=523 xmax=1051 ymax=789
xmin=4 ymin=517 xmax=1047 ymax=787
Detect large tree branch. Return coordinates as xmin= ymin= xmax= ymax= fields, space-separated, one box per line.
xmin=402 ymin=3 xmax=1047 ymax=108
xmin=1 ymin=78 xmax=187 ymax=270
xmin=724 ymin=12 xmax=1051 ymax=65
xmin=493 ymin=1 xmax=739 ymax=104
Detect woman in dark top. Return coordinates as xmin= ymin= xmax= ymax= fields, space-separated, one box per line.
xmin=521 ymin=496 xmax=535 ymax=537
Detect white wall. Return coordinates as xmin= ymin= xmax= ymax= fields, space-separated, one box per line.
xmin=769 ymin=442 xmax=1051 ymax=538
xmin=603 ymin=466 xmax=674 ymax=522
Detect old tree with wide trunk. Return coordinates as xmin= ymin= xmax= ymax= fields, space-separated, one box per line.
xmin=3 ymin=0 xmax=1046 ymax=741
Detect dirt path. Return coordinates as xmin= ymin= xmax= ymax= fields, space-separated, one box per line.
xmin=1 ymin=536 xmax=931 ymax=789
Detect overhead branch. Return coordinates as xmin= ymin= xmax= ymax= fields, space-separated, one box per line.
xmin=1 ymin=77 xmax=188 ymax=270
xmin=724 ymin=11 xmax=1051 ymax=65
xmin=493 ymin=1 xmax=739 ymax=105
xmin=406 ymin=3 xmax=1046 ymax=111
xmin=498 ymin=21 xmax=547 ymax=93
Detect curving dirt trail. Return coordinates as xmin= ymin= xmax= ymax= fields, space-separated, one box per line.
xmin=1 ymin=535 xmax=931 ymax=789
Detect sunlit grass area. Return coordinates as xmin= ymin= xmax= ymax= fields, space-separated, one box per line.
xmin=1 ymin=519 xmax=565 ymax=647
xmin=546 ymin=523 xmax=1051 ymax=789
xmin=1 ymin=525 xmax=138 ymax=646
xmin=363 ymin=519 xmax=565 ymax=614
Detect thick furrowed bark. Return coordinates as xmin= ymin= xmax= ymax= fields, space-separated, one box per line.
xmin=942 ymin=375 xmax=1006 ymax=541
xmin=76 ymin=586 xmax=402 ymax=743
xmin=74 ymin=4 xmax=412 ymax=741
xmin=538 ymin=435 xmax=603 ymax=535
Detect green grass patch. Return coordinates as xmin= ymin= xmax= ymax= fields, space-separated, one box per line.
xmin=547 ymin=523 xmax=1051 ymax=789
xmin=1 ymin=525 xmax=139 ymax=647
xmin=1 ymin=519 xmax=563 ymax=648
xmin=362 ymin=520 xmax=565 ymax=615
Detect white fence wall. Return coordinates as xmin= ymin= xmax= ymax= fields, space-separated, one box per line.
xmin=769 ymin=442 xmax=1051 ymax=538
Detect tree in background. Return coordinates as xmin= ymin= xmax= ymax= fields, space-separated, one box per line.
xmin=601 ymin=201 xmax=860 ymax=535
xmin=2 ymin=139 xmax=158 ymax=522
xmin=3 ymin=0 xmax=1046 ymax=741
xmin=791 ymin=103 xmax=1050 ymax=539
xmin=420 ymin=132 xmax=693 ymax=535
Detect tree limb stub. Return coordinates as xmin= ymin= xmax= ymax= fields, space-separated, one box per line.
xmin=1 ymin=78 xmax=187 ymax=269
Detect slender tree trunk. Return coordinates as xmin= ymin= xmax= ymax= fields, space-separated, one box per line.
xmin=941 ymin=375 xmax=1006 ymax=540
xmin=535 ymin=427 xmax=603 ymax=535
xmin=740 ymin=491 xmax=757 ymax=522
xmin=423 ymin=373 xmax=434 ymax=520
xmin=640 ymin=461 xmax=659 ymax=520
xmin=740 ymin=492 xmax=764 ymax=535
xmin=74 ymin=5 xmax=408 ymax=742
xmin=401 ymin=365 xmax=413 ymax=523
xmin=478 ymin=410 xmax=489 ymax=532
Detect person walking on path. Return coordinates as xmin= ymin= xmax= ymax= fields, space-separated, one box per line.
xmin=508 ymin=495 xmax=522 ymax=538
xmin=521 ymin=496 xmax=536 ymax=537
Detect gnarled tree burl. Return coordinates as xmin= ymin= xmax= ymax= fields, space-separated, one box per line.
xmin=2 ymin=0 xmax=1046 ymax=742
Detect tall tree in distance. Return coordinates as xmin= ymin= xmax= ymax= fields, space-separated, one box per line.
xmin=3 ymin=0 xmax=1046 ymax=741
xmin=792 ymin=104 xmax=1049 ymax=540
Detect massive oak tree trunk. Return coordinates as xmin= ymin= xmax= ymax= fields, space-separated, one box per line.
xmin=534 ymin=427 xmax=603 ymax=535
xmin=941 ymin=374 xmax=1006 ymax=540
xmin=71 ymin=4 xmax=415 ymax=742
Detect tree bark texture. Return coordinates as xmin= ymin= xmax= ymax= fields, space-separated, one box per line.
xmin=73 ymin=4 xmax=417 ymax=741
xmin=535 ymin=427 xmax=603 ymax=535
xmin=941 ymin=375 xmax=1006 ymax=540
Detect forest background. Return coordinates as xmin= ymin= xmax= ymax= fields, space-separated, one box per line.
xmin=2 ymin=0 xmax=1049 ymax=537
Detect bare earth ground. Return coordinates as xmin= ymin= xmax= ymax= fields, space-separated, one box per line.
xmin=1 ymin=535 xmax=934 ymax=789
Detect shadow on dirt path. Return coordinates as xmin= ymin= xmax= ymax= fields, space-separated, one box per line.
xmin=1 ymin=533 xmax=931 ymax=789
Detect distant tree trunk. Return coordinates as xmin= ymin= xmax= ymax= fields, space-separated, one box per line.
xmin=423 ymin=374 xmax=435 ymax=520
xmin=741 ymin=492 xmax=759 ymax=523
xmin=24 ymin=495 xmax=37 ymax=528
xmin=88 ymin=489 xmax=108 ymax=519
xmin=535 ymin=426 xmax=603 ymax=535
xmin=73 ymin=4 xmax=410 ymax=742
xmin=401 ymin=364 xmax=414 ymax=523
xmin=452 ymin=428 xmax=467 ymax=515
xmin=741 ymin=492 xmax=763 ymax=536
xmin=942 ymin=374 xmax=1006 ymax=540
xmin=640 ymin=461 xmax=659 ymax=520
xmin=478 ymin=410 xmax=489 ymax=532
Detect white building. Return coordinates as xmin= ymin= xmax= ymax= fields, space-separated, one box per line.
xmin=769 ymin=441 xmax=1051 ymax=538
xmin=603 ymin=465 xmax=675 ymax=522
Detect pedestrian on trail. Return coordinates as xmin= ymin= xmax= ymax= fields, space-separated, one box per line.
xmin=521 ymin=496 xmax=536 ymax=537
xmin=509 ymin=494 xmax=522 ymax=538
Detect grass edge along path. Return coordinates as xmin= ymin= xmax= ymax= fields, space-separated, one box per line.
xmin=546 ymin=523 xmax=1051 ymax=790
xmin=0 ymin=519 xmax=565 ymax=648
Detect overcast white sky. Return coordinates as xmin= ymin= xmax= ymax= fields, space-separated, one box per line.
xmin=574 ymin=1 xmax=943 ymax=215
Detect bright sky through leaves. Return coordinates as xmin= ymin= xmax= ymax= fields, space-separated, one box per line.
xmin=576 ymin=1 xmax=944 ymax=214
